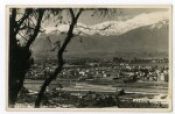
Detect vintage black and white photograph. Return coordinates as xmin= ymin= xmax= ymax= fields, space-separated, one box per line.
xmin=7 ymin=6 xmax=172 ymax=110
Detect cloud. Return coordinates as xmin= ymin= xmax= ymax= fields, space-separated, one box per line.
xmin=43 ymin=11 xmax=169 ymax=36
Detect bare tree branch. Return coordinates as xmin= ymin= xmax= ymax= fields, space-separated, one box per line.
xmin=69 ymin=9 xmax=75 ymax=21
xmin=77 ymin=24 xmax=112 ymax=31
xmin=75 ymin=9 xmax=83 ymax=20
xmin=25 ymin=9 xmax=44 ymax=48
xmin=18 ymin=32 xmax=28 ymax=41
xmin=14 ymin=9 xmax=32 ymax=35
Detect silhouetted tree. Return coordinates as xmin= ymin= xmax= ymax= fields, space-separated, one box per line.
xmin=34 ymin=8 xmax=83 ymax=108
xmin=9 ymin=8 xmax=44 ymax=107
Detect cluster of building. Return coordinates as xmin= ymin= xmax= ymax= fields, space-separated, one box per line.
xmin=119 ymin=63 xmax=169 ymax=82
xmin=26 ymin=61 xmax=169 ymax=83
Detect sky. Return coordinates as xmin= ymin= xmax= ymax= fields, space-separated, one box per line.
xmin=77 ymin=8 xmax=169 ymax=25
xmin=43 ymin=8 xmax=170 ymax=36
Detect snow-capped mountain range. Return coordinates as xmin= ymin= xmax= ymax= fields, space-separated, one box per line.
xmin=31 ymin=11 xmax=169 ymax=60
xmin=43 ymin=11 xmax=169 ymax=37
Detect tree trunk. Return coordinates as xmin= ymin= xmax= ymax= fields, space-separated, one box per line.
xmin=34 ymin=64 xmax=63 ymax=107
xmin=9 ymin=46 xmax=31 ymax=107
xmin=8 ymin=9 xmax=27 ymax=107
xmin=34 ymin=26 xmax=74 ymax=108
xmin=34 ymin=15 xmax=79 ymax=108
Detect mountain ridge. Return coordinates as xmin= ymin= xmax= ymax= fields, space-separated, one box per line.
xmin=31 ymin=21 xmax=169 ymax=60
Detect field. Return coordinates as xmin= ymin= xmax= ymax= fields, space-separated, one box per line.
xmin=16 ymin=77 xmax=169 ymax=108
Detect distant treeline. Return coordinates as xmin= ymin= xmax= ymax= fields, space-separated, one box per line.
xmin=113 ymin=57 xmax=168 ymax=64
xmin=35 ymin=56 xmax=168 ymax=65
